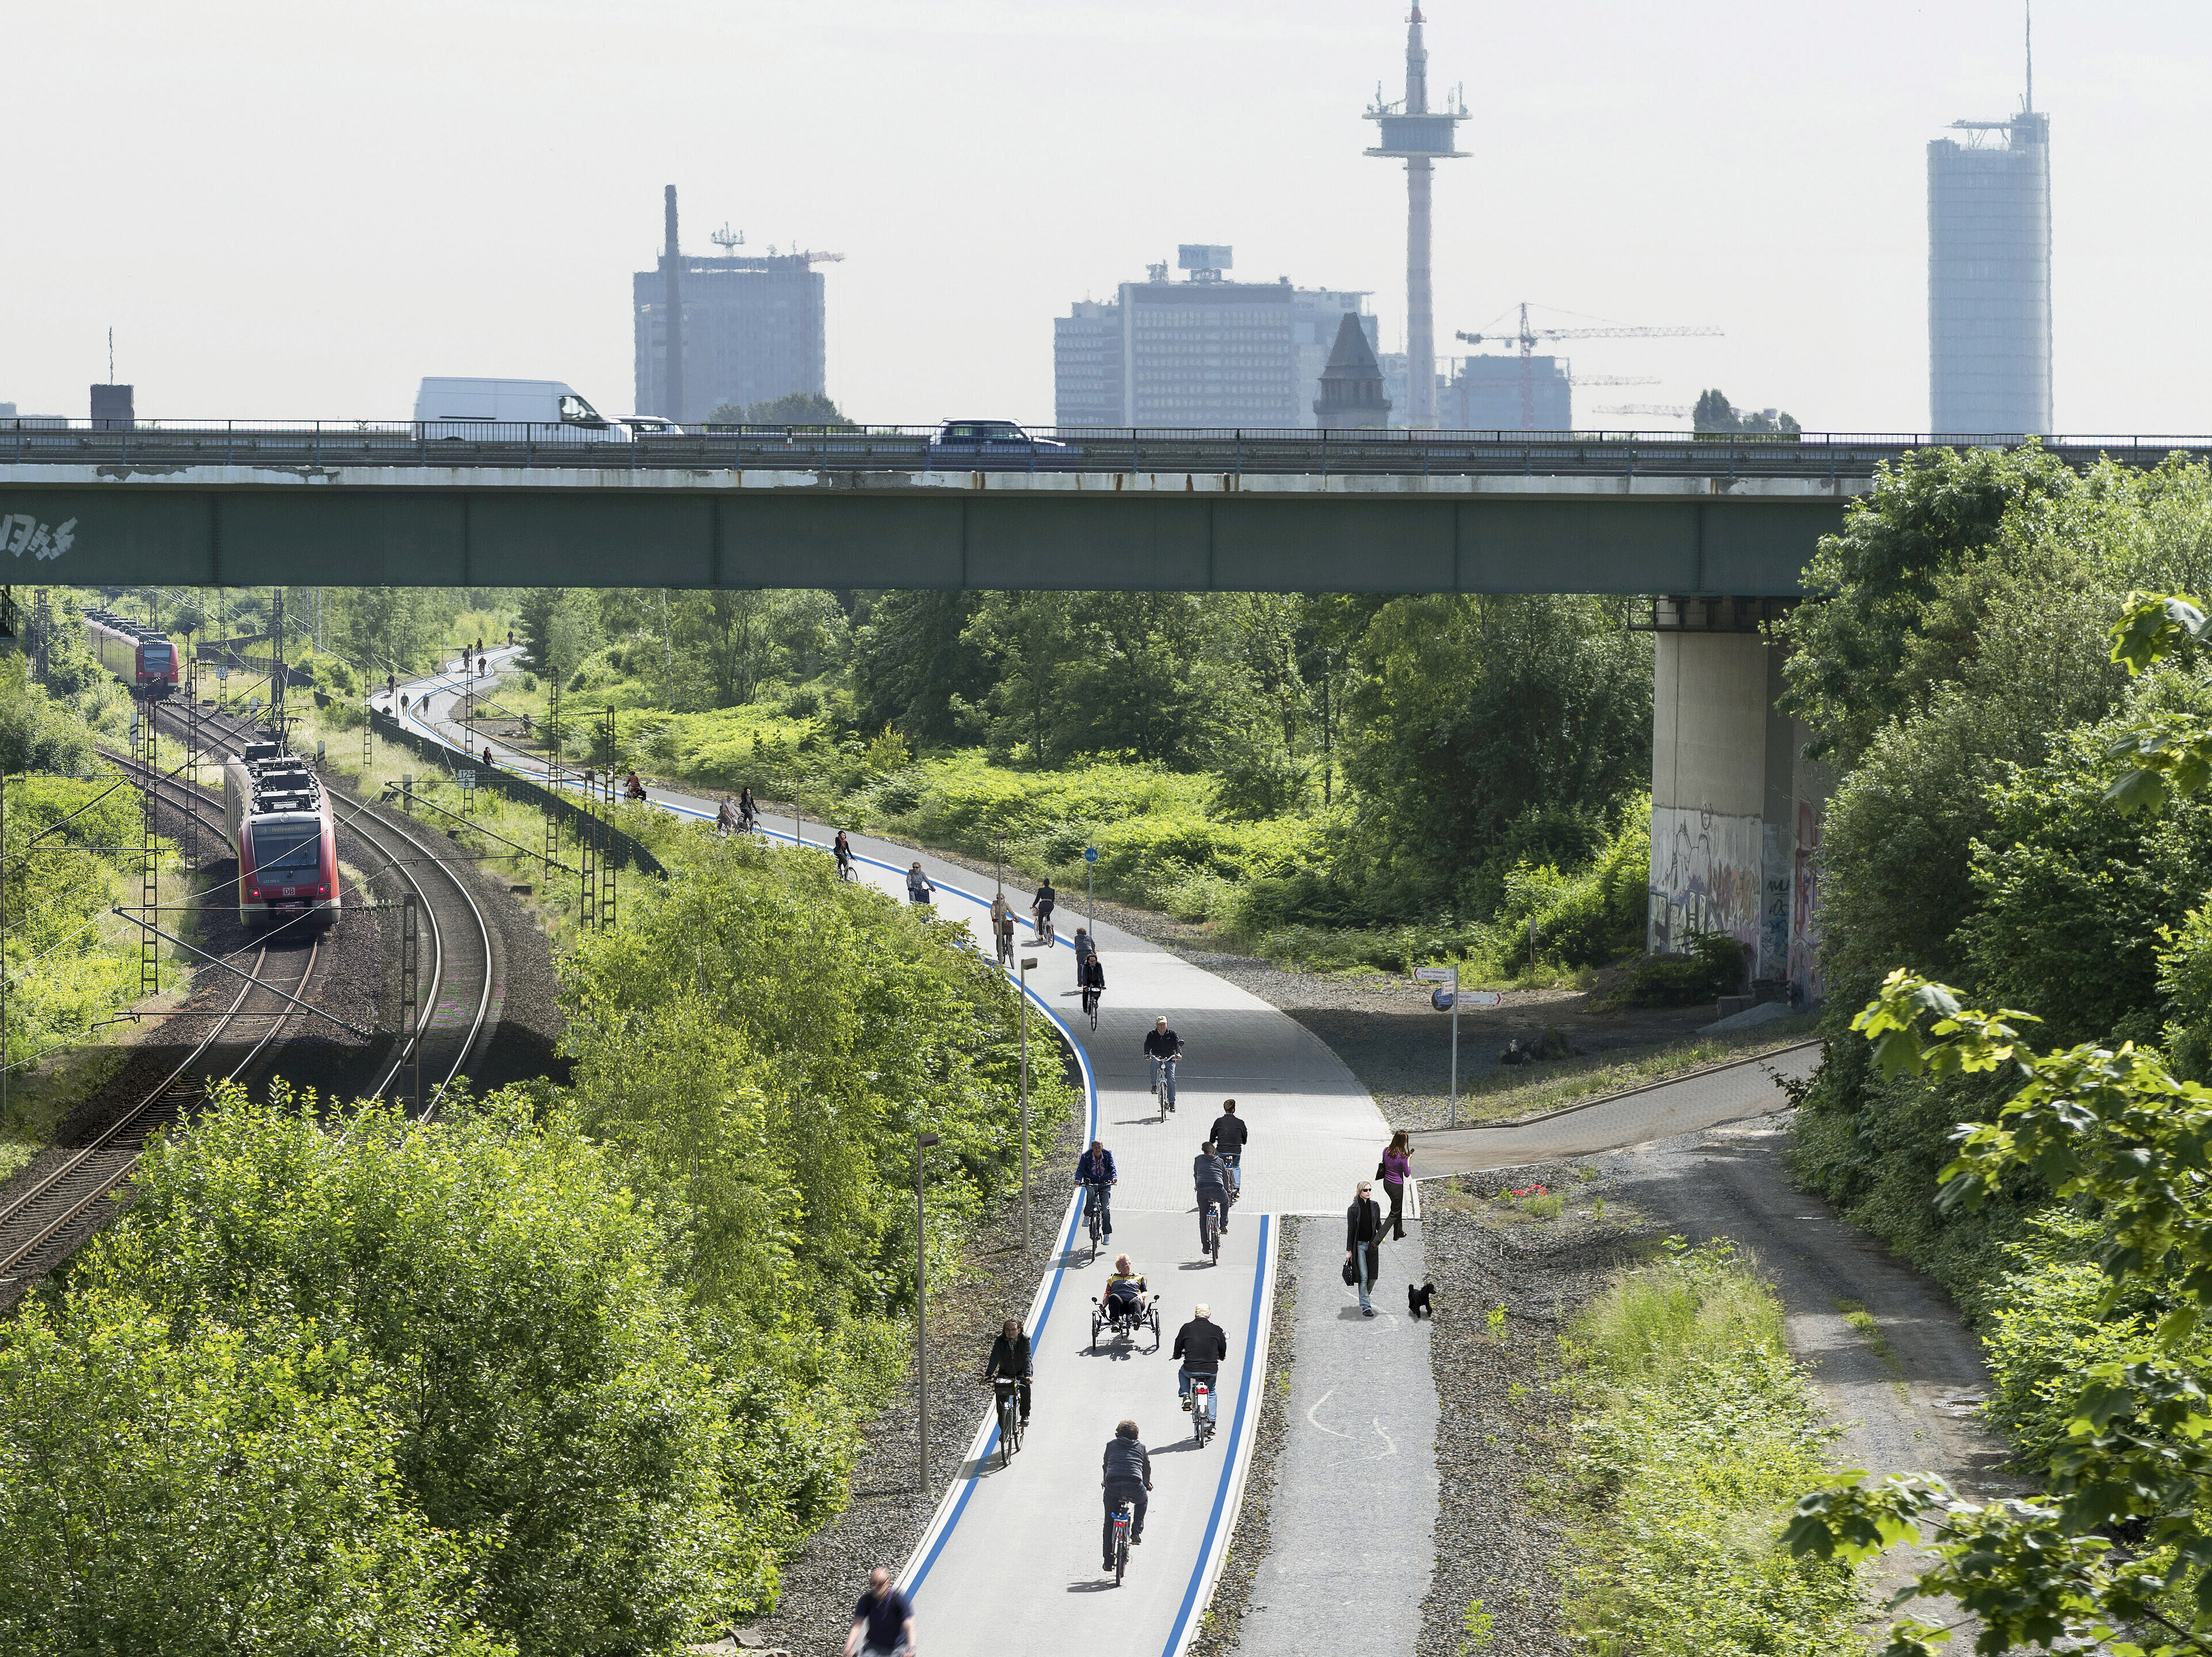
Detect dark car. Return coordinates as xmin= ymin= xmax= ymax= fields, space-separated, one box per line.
xmin=924 ymin=419 xmax=1074 ymax=468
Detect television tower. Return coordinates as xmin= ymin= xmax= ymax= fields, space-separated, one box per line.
xmin=1366 ymin=6 xmax=1467 ymax=428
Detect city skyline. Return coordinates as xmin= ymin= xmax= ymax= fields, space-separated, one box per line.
xmin=3 ymin=2 xmax=2206 ymax=431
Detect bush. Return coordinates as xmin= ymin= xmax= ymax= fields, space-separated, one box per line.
xmin=1609 ymin=932 xmax=1745 ymax=1007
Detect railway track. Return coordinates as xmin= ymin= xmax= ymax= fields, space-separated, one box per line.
xmin=0 ymin=760 xmax=331 ymax=1305
xmin=156 ymin=698 xmax=499 ymax=1113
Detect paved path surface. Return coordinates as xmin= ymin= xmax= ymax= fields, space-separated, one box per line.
xmin=1235 ymin=1217 xmax=1438 ymax=1657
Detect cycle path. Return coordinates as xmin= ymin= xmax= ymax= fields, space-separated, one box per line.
xmin=384 ymin=665 xmax=1403 ymax=1657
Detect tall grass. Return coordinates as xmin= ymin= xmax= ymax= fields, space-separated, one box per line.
xmin=1560 ymin=1240 xmax=1861 ymax=1657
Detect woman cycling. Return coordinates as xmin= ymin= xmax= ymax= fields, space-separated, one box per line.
xmin=907 ymin=861 xmax=935 ymax=906
xmin=834 ymin=828 xmax=855 ymax=880
xmin=738 ymin=786 xmax=758 ymax=831
xmin=1080 ymin=951 xmax=1106 ymax=1023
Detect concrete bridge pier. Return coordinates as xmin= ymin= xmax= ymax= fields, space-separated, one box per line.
xmin=1645 ymin=598 xmax=1830 ymax=1002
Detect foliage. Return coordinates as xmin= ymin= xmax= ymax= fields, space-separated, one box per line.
xmin=88 ymin=1085 xmax=767 ymax=1652
xmin=1561 ymin=1239 xmax=1860 ymax=1657
xmin=1693 ymin=389 xmax=1801 ymax=436
xmin=0 ymin=1284 xmax=506 ymax=1656
xmin=1607 ymin=932 xmax=1745 ymax=1008
xmin=704 ymin=392 xmax=853 ymax=428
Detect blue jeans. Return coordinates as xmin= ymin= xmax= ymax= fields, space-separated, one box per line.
xmin=1083 ymin=1181 xmax=1113 ymax=1237
xmin=1178 ymin=1364 xmax=1218 ymax=1422
xmin=1196 ymin=1186 xmax=1228 ymax=1249
xmin=1350 ymin=1241 xmax=1377 ymax=1312
xmin=1219 ymin=1149 xmax=1241 ymax=1194
xmin=1151 ymin=1055 xmax=1179 ymax=1104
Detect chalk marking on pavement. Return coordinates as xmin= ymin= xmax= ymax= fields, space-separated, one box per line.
xmin=1305 ymin=1388 xmax=1350 ymax=1438
xmin=1371 ymin=1419 xmax=1397 ymax=1460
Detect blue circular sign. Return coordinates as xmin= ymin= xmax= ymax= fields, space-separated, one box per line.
xmin=1084 ymin=847 xmax=1099 ymax=863
xmin=1431 ymin=988 xmax=1456 ymax=1012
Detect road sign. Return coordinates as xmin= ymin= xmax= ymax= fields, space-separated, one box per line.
xmin=457 ymin=769 xmax=477 ymax=789
xmin=1414 ymin=966 xmax=1458 ymax=985
xmin=215 ymin=662 xmax=230 ymax=681
xmin=1084 ymin=846 xmax=1099 ymax=863
xmin=1462 ymin=989 xmax=1504 ymax=1008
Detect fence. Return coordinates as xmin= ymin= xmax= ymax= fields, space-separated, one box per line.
xmin=368 ymin=707 xmax=666 ymax=880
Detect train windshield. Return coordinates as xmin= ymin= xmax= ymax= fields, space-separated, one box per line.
xmin=254 ymin=818 xmax=322 ymax=877
xmin=142 ymin=642 xmax=172 ymax=667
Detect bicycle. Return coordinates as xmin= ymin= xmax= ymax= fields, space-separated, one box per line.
xmin=1218 ymin=1147 xmax=1241 ymax=1206
xmin=1083 ymin=984 xmax=1102 ymax=1031
xmin=994 ymin=924 xmax=1014 ymax=968
xmin=1190 ymin=1372 xmax=1216 ymax=1448
xmin=1033 ymin=910 xmax=1056 ymax=949
xmin=990 ymin=1377 xmax=1025 ymax=1468
xmin=1152 ymin=1054 xmax=1181 ymax=1121
xmin=1110 ymin=1499 xmax=1135 ymax=1586
xmin=1202 ymin=1193 xmax=1222 ymax=1266
xmin=1083 ymin=1181 xmax=1109 ymax=1259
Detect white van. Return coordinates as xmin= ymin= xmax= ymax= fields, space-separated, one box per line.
xmin=412 ymin=378 xmax=632 ymax=442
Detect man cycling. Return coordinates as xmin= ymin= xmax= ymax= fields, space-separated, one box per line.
xmin=623 ymin=769 xmax=647 ymax=802
xmin=1144 ymin=1017 xmax=1183 ymax=1109
xmin=1072 ymin=925 xmax=1095 ymax=967
xmin=1172 ymin=1302 xmax=1229 ymax=1422
xmin=1079 ymin=951 xmax=1106 ymax=1021
xmin=1193 ymin=1141 xmax=1231 ymax=1248
xmin=1076 ymin=1139 xmax=1117 ymax=1240
xmin=1102 ymin=1422 xmax=1153 ymax=1571
xmin=1102 ymin=1254 xmax=1148 ymax=1322
xmin=835 ymin=828 xmax=854 ymax=877
xmin=990 ymin=891 xmax=1015 ymax=965
xmin=1209 ymin=1099 xmax=1248 ymax=1201
xmin=1031 ymin=878 xmax=1057 ymax=946
xmin=983 ymin=1316 xmax=1032 ymax=1426
xmin=846 ymin=1567 xmax=918 ymax=1657
xmin=738 ymin=786 xmax=758 ymax=831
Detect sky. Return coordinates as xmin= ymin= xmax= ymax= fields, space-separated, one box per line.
xmin=4 ymin=1 xmax=2207 ymax=434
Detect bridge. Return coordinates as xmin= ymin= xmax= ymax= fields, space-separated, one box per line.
xmin=2 ymin=422 xmax=2195 ymax=595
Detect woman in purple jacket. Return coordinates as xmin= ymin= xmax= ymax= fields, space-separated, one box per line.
xmin=1379 ymin=1130 xmax=1413 ymax=1241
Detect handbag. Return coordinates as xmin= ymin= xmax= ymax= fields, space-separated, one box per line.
xmin=1342 ymin=1256 xmax=1359 ymax=1287
xmin=1376 ymin=1159 xmax=1388 ymax=1180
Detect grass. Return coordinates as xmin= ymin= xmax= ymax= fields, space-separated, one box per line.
xmin=1429 ymin=1012 xmax=1822 ymax=1128
xmin=1836 ymin=1297 xmax=1905 ymax=1381
xmin=1558 ymin=1239 xmax=1862 ymax=1657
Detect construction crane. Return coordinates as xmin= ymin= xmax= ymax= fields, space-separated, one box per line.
xmin=1454 ymin=303 xmax=1722 ymax=431
xmin=1570 ymin=374 xmax=1660 ymax=388
xmin=1595 ymin=403 xmax=1692 ymax=420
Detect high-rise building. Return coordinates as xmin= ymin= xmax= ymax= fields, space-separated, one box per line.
xmin=1052 ymin=248 xmax=1376 ymax=428
xmin=1365 ymin=5 xmax=1466 ymax=428
xmin=633 ymin=190 xmax=835 ymax=423
xmin=1446 ymin=354 xmax=1570 ymax=429
xmin=1927 ymin=51 xmax=2050 ymax=433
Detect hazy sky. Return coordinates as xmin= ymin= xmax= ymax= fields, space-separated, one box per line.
xmin=6 ymin=2 xmax=2206 ymax=434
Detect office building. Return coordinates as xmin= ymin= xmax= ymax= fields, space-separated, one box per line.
xmin=1446 ymin=353 xmax=1570 ymax=429
xmin=1928 ymin=103 xmax=2051 ymax=434
xmin=633 ymin=187 xmax=836 ymax=423
xmin=1053 ymin=248 xmax=1377 ymax=428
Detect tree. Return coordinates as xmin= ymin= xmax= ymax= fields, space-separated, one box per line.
xmin=1694 ymin=388 xmax=1801 ymax=435
xmin=704 ymin=393 xmax=853 ymax=428
xmin=1785 ymin=595 xmax=2212 ymax=1657
xmin=515 ymin=588 xmax=603 ymax=686
xmin=0 ymin=1286 xmax=505 ymax=1656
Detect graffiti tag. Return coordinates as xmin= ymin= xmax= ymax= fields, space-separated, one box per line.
xmin=0 ymin=514 xmax=75 ymax=561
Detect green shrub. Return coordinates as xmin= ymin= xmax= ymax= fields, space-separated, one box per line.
xmin=1561 ymin=1240 xmax=1859 ymax=1657
xmin=1610 ymin=931 xmax=1745 ymax=1007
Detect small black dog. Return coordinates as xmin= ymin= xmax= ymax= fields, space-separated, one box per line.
xmin=1408 ymin=1281 xmax=1435 ymax=1319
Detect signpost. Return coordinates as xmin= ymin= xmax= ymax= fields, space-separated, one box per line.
xmin=1414 ymin=966 xmax=1503 ymax=1128
xmin=1084 ymin=845 xmax=1098 ymax=932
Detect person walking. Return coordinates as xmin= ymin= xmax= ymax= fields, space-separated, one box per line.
xmin=1346 ymin=1180 xmax=1384 ymax=1317
xmin=1101 ymin=1421 xmax=1153 ymax=1571
xmin=1171 ymin=1302 xmax=1229 ymax=1422
xmin=1193 ymin=1141 xmax=1231 ymax=1250
xmin=1379 ymin=1130 xmax=1413 ymax=1241
xmin=846 ymin=1567 xmax=918 ymax=1656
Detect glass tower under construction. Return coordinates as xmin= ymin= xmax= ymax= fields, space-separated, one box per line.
xmin=1927 ymin=110 xmax=2051 ymax=435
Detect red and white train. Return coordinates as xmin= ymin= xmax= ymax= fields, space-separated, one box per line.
xmin=82 ymin=607 xmax=180 ymax=698
xmin=222 ymin=743 xmax=341 ymax=933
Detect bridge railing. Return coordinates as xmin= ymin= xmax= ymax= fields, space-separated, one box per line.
xmin=5 ymin=418 xmax=2209 ymax=480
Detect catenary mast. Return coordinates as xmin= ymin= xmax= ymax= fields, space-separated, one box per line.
xmin=1366 ymin=6 xmax=1466 ymax=428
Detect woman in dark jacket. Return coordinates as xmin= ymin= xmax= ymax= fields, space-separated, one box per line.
xmin=984 ymin=1317 xmax=1033 ymax=1422
xmin=1345 ymin=1181 xmax=1383 ymax=1317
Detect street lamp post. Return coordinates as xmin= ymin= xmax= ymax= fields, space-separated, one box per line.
xmin=1018 ymin=956 xmax=1038 ymax=1248
xmin=915 ymin=1128 xmax=941 ymax=1490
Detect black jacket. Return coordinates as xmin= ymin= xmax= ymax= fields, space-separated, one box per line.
xmin=1172 ymin=1317 xmax=1228 ymax=1369
xmin=1102 ymin=1436 xmax=1152 ymax=1486
xmin=1144 ymin=1028 xmax=1182 ymax=1058
xmin=1082 ymin=956 xmax=1106 ymax=990
xmin=1346 ymin=1197 xmax=1382 ymax=1249
xmin=984 ymin=1332 xmax=1031 ymax=1380
xmin=1209 ymin=1113 xmax=1248 ymax=1153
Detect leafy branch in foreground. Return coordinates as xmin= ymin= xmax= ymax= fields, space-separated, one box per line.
xmin=1784 ymin=591 xmax=2212 ymax=1657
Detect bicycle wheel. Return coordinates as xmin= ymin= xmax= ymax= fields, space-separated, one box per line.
xmin=1115 ymin=1520 xmax=1128 ymax=1586
xmin=1208 ymin=1206 xmax=1221 ymax=1266
xmin=999 ymin=1398 xmax=1015 ymax=1468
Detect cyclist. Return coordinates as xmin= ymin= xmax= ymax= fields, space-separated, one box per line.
xmin=835 ymin=828 xmax=855 ymax=879
xmin=1076 ymin=1139 xmax=1117 ymax=1240
xmin=1102 ymin=1253 xmax=1147 ymax=1321
xmin=738 ymin=786 xmax=758 ymax=831
xmin=983 ymin=1316 xmax=1033 ymax=1427
xmin=1144 ymin=1017 xmax=1183 ymax=1109
xmin=716 ymin=795 xmax=738 ymax=836
xmin=1072 ymin=925 xmax=1095 ymax=969
xmin=906 ymin=861 xmax=935 ymax=906
xmin=1193 ymin=1141 xmax=1231 ymax=1248
xmin=385 ymin=671 xmax=396 ymax=699
xmin=1031 ymin=878 xmax=1057 ymax=946
xmin=624 ymin=770 xmax=647 ymax=802
xmin=1101 ymin=1421 xmax=1152 ymax=1571
xmin=846 ymin=1567 xmax=918 ymax=1657
xmin=1208 ymin=1099 xmax=1248 ymax=1202
xmin=990 ymin=891 xmax=1015 ymax=965
xmin=1172 ymin=1302 xmax=1228 ymax=1421
xmin=1080 ymin=951 xmax=1106 ymax=1022
xmin=483 ymin=744 xmax=495 ymax=771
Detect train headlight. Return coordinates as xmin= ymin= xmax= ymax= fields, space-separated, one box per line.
xmin=318 ymin=884 xmax=328 ymax=896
